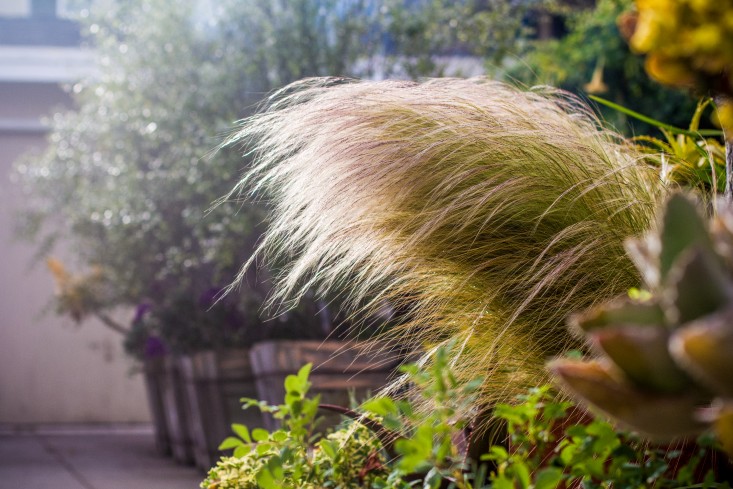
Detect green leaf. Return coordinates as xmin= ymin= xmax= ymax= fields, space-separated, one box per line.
xmin=397 ymin=400 xmax=413 ymax=417
xmin=252 ymin=428 xmax=270 ymax=442
xmin=297 ymin=363 xmax=312 ymax=386
xmin=256 ymin=442 xmax=273 ymax=455
xmin=659 ymin=194 xmax=713 ymax=284
xmin=399 ymin=364 xmax=419 ymax=376
xmin=231 ymin=423 xmax=251 ymax=443
xmin=271 ymin=430 xmax=288 ymax=443
xmin=284 ymin=374 xmax=303 ymax=395
xmin=233 ymin=444 xmax=251 ymax=458
xmin=218 ymin=436 xmax=244 ymax=451
xmin=424 ymin=467 xmax=443 ymax=489
xmin=543 ymin=401 xmax=571 ymax=421
xmin=491 ymin=475 xmax=515 ymax=489
xmin=362 ymin=396 xmax=399 ymax=417
xmin=512 ymin=460 xmax=531 ymax=489
xmin=289 ymin=398 xmax=303 ymax=417
xmin=584 ymin=458 xmax=606 ymax=479
xmin=483 ymin=445 xmax=509 ymax=462
xmin=534 ymin=467 xmax=564 ymax=489
xmin=256 ymin=468 xmax=278 ymax=489
xmin=267 ymin=457 xmax=285 ymax=480
xmin=560 ymin=444 xmax=577 ymax=465
xmin=320 ymin=439 xmax=337 ymax=460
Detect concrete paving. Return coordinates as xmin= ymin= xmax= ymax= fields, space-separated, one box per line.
xmin=0 ymin=425 xmax=204 ymax=489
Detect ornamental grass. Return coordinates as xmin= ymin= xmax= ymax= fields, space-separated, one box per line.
xmin=224 ymin=77 xmax=664 ymax=417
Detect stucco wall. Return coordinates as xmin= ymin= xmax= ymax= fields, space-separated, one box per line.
xmin=0 ymin=81 xmax=151 ymax=424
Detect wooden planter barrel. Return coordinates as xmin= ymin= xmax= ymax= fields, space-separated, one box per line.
xmin=179 ymin=349 xmax=264 ymax=470
xmin=161 ymin=356 xmax=195 ymax=465
xmin=142 ymin=356 xmax=171 ymax=456
xmin=249 ymin=340 xmax=400 ymax=430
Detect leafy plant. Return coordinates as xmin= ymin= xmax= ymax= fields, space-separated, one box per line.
xmin=488 ymin=386 xmax=728 ymax=489
xmin=509 ymin=0 xmax=699 ymax=136
xmin=358 ymin=344 xmax=486 ymax=489
xmin=13 ymin=0 xmax=263 ymax=348
xmin=591 ymin=96 xmax=726 ymax=194
xmin=379 ymin=0 xmax=550 ymax=79
xmin=203 ymin=347 xmax=480 ymax=489
xmin=14 ymin=0 xmax=391 ymax=354
xmin=550 ymin=194 xmax=733 ymax=459
xmin=202 ymin=363 xmax=388 ymax=489
xmin=202 ymin=346 xmax=728 ymax=488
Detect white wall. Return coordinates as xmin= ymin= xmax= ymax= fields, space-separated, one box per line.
xmin=0 ymin=81 xmax=151 ymax=424
xmin=0 ymin=0 xmax=29 ymax=17
xmin=0 ymin=0 xmax=76 ymax=18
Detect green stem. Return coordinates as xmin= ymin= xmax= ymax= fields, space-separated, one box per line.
xmin=588 ymin=95 xmax=724 ymax=138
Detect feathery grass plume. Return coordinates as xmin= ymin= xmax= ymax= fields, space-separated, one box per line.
xmin=226 ymin=77 xmax=664 ymax=415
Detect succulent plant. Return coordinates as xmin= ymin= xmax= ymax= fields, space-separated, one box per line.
xmin=550 ymin=193 xmax=733 ymax=458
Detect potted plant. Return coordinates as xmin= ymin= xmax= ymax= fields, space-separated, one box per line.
xmin=123 ymin=303 xmax=171 ymax=456
xmin=11 ymin=0 xmax=269 ymax=465
xmin=145 ymin=284 xmax=268 ymax=469
xmin=203 ymin=345 xmax=732 ymax=488
xmin=245 ymin=295 xmax=401 ymax=431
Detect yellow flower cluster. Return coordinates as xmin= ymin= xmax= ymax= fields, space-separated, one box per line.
xmin=631 ymin=0 xmax=733 ymax=84
xmin=46 ymin=257 xmax=106 ymax=323
xmin=631 ymin=0 xmax=733 ymax=135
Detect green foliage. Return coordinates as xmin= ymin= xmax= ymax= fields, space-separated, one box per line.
xmin=591 ymin=96 xmax=726 ymax=195
xmin=489 ymin=387 xmax=728 ymax=489
xmin=14 ymin=0 xmax=264 ymax=346
xmin=510 ymin=0 xmax=699 ymax=136
xmin=202 ymin=363 xmax=388 ymax=489
xmin=13 ymin=0 xmax=387 ymax=352
xmin=215 ymin=0 xmax=382 ymax=85
xmin=202 ymin=347 xmax=729 ymax=488
xmin=361 ymin=344 xmax=486 ymax=488
xmin=379 ymin=0 xmax=549 ymax=78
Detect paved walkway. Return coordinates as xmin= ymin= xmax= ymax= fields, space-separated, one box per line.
xmin=0 ymin=425 xmax=204 ymax=489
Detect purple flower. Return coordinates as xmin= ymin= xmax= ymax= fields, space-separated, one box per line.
xmin=133 ymin=301 xmax=152 ymax=323
xmin=144 ymin=336 xmax=166 ymax=358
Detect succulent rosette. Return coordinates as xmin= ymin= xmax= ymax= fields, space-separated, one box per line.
xmin=550 ymin=194 xmax=733 ymax=457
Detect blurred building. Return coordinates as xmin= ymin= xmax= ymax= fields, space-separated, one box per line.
xmin=0 ymin=0 xmax=150 ymax=425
